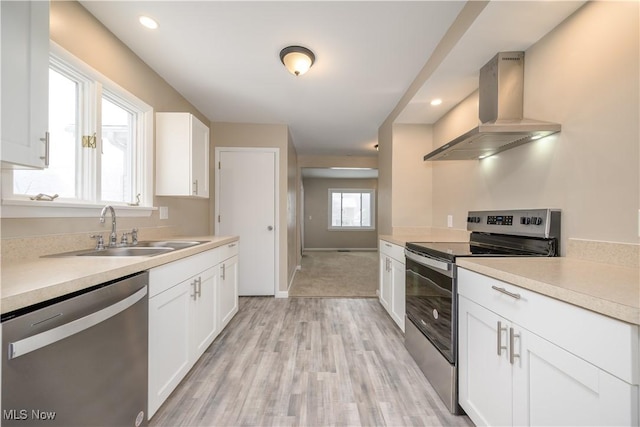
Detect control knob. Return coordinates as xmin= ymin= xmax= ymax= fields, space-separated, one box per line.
xmin=532 ymin=217 xmax=543 ymax=225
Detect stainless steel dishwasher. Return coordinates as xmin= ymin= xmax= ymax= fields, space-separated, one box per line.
xmin=2 ymin=271 xmax=149 ymax=427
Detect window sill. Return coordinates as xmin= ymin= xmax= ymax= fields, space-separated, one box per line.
xmin=0 ymin=199 xmax=156 ymax=219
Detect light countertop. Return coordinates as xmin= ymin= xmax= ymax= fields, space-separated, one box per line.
xmin=458 ymin=257 xmax=640 ymax=326
xmin=379 ymin=234 xmax=469 ymax=246
xmin=1 ymin=235 xmax=238 ymax=315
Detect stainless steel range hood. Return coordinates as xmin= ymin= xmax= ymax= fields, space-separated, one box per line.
xmin=424 ymin=52 xmax=561 ymax=161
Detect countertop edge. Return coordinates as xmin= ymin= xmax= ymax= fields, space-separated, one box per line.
xmin=1 ymin=235 xmax=239 ymax=315
xmin=457 ymin=258 xmax=640 ymax=326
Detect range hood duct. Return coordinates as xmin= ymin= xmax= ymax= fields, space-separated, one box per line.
xmin=424 ymin=52 xmax=561 ymax=161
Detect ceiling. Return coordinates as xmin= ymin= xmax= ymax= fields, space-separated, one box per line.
xmin=80 ymin=1 xmax=584 ymax=158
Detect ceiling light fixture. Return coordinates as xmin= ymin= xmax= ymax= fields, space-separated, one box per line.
xmin=430 ymin=98 xmax=443 ymax=106
xmin=139 ymin=16 xmax=158 ymax=30
xmin=279 ymin=46 xmax=315 ymax=76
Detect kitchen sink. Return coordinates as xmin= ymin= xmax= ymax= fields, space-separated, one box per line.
xmin=45 ymin=240 xmax=207 ymax=258
xmin=76 ymin=247 xmax=174 ymax=257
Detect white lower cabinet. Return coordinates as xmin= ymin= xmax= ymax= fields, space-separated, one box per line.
xmin=190 ymin=266 xmax=218 ymax=363
xmin=148 ymin=243 xmax=239 ymax=418
xmin=148 ymin=280 xmax=192 ymax=417
xmin=458 ymin=268 xmax=639 ymax=427
xmin=218 ymin=254 xmax=238 ymax=330
xmin=379 ymin=240 xmax=405 ymax=332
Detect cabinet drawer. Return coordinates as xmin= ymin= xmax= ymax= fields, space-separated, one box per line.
xmin=379 ymin=240 xmax=405 ymax=263
xmin=149 ymin=249 xmax=219 ymax=297
xmin=218 ymin=240 xmax=239 ymax=261
xmin=458 ymin=268 xmax=639 ymax=384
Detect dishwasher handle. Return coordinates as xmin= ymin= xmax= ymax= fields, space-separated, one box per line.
xmin=8 ymin=286 xmax=147 ymax=360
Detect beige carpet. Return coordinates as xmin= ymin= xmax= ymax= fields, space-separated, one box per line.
xmin=289 ymin=251 xmax=378 ymax=297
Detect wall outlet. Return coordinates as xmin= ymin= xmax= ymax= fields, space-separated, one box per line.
xmin=447 ymin=214 xmax=453 ymax=228
xmin=159 ymin=206 xmax=169 ymax=220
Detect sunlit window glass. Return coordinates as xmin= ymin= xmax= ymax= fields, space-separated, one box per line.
xmin=101 ymin=96 xmax=134 ymax=203
xmin=328 ymin=189 xmax=375 ymax=230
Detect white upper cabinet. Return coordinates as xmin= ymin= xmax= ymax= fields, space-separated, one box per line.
xmin=1 ymin=0 xmax=49 ymax=169
xmin=155 ymin=112 xmax=209 ymax=198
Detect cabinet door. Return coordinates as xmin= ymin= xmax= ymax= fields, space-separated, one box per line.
xmin=190 ymin=115 xmax=209 ymax=198
xmin=1 ymin=0 xmax=49 ymax=168
xmin=156 ymin=112 xmax=209 ymax=198
xmin=148 ymin=281 xmax=191 ymax=417
xmin=219 ymin=255 xmax=239 ymax=330
xmin=190 ymin=266 xmax=218 ymax=363
xmin=378 ymin=254 xmax=391 ymax=311
xmin=458 ymin=296 xmax=513 ymax=426
xmin=390 ymin=258 xmax=405 ymax=332
xmin=513 ymin=328 xmax=638 ymax=426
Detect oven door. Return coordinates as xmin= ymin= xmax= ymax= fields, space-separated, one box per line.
xmin=405 ymin=249 xmax=456 ymax=364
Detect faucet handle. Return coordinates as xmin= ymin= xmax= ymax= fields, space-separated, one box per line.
xmin=131 ymin=228 xmax=139 ymax=245
xmin=120 ymin=232 xmax=130 ymax=245
xmin=90 ymin=234 xmax=105 ymax=250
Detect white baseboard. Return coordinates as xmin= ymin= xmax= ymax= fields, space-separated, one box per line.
xmin=275 ymin=290 xmax=289 ymax=298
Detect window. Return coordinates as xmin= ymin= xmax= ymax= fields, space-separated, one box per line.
xmin=328 ymin=189 xmax=376 ymax=230
xmin=3 ymin=43 xmax=153 ymax=215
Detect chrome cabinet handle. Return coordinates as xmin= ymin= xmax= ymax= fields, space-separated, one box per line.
xmin=491 ymin=285 xmax=521 ymax=300
xmin=193 ymin=180 xmax=198 ymax=195
xmin=191 ymin=280 xmax=198 ymax=300
xmin=509 ymin=327 xmax=520 ymax=364
xmin=40 ymin=131 xmax=50 ymax=167
xmin=267 ymin=226 xmax=274 ymax=231
xmin=191 ymin=277 xmax=202 ymax=300
xmin=497 ymin=321 xmax=507 ymax=356
xmin=221 ymin=264 xmax=226 ymax=280
xmin=228 ymin=243 xmax=236 ymax=248
xmin=385 ymin=243 xmax=392 ymax=248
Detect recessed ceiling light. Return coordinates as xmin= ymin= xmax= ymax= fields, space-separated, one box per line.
xmin=139 ymin=16 xmax=158 ymax=30
xmin=430 ymin=98 xmax=443 ymax=106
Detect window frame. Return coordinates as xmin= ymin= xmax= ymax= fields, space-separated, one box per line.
xmin=1 ymin=42 xmax=154 ymax=219
xmin=327 ymin=188 xmax=376 ymax=231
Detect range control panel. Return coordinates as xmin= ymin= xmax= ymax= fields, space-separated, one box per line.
xmin=466 ymin=209 xmax=561 ymax=239
xmin=486 ymin=215 xmax=513 ymax=226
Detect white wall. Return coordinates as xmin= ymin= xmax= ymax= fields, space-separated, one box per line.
xmin=431 ymin=1 xmax=639 ymax=249
xmin=391 ymin=124 xmax=433 ymax=230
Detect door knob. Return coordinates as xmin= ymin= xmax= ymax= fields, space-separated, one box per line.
xmin=267 ymin=226 xmax=274 ymax=231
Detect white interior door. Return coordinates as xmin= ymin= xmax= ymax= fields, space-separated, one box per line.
xmin=216 ymin=149 xmax=277 ymax=296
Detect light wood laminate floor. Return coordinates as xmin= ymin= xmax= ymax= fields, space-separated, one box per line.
xmin=150 ymin=297 xmax=472 ymax=427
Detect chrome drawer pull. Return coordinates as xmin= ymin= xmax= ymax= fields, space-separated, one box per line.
xmin=497 ymin=321 xmax=507 ymax=356
xmin=491 ymin=285 xmax=521 ymax=300
xmin=509 ymin=327 xmax=521 ymax=365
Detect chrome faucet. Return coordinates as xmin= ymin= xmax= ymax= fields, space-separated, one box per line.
xmin=100 ymin=205 xmax=118 ymax=247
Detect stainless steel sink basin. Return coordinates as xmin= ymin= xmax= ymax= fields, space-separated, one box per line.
xmin=45 ymin=240 xmax=207 ymax=258
xmin=76 ymin=247 xmax=174 ymax=257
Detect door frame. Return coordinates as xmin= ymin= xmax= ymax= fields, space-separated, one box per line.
xmin=214 ymin=146 xmax=280 ymax=297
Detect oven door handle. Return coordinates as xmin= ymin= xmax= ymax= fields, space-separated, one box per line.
xmin=405 ymin=249 xmax=453 ymax=276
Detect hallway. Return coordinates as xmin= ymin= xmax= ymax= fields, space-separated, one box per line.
xmin=288 ymin=251 xmax=378 ymax=298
